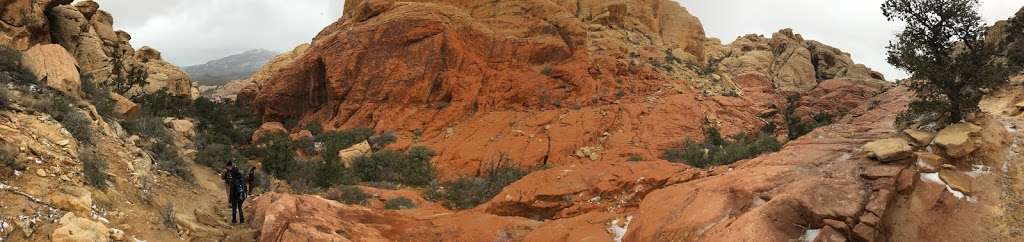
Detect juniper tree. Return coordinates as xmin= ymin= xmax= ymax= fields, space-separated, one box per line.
xmin=883 ymin=0 xmax=1016 ymax=129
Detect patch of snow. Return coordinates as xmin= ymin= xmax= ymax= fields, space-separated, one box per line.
xmin=607 ymin=216 xmax=633 ymax=242
xmin=589 ymin=196 xmax=602 ymax=203
xmin=800 ymin=228 xmax=821 ymax=242
xmin=13 ymin=170 xmax=20 ymax=176
xmin=920 ymin=172 xmax=975 ymax=202
xmin=966 ymin=165 xmax=992 ymax=178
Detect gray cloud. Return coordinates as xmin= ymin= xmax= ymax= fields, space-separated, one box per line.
xmin=88 ymin=0 xmax=1019 ymax=79
xmin=681 ymin=0 xmax=1022 ymax=80
xmin=90 ymin=0 xmax=342 ymax=66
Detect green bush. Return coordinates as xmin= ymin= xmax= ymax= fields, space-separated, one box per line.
xmin=384 ymin=197 xmax=416 ymax=210
xmin=310 ymin=159 xmax=358 ymax=189
xmin=191 ymin=97 xmax=258 ymax=145
xmin=306 ymin=122 xmax=324 ymax=136
xmin=327 ymin=186 xmax=369 ymax=205
xmin=352 ymin=146 xmax=436 ymax=186
xmin=424 ymin=161 xmax=527 ymax=210
xmin=663 ymin=127 xmax=781 ymax=168
xmin=135 ymin=89 xmax=193 ymax=118
xmin=258 ymin=133 xmax=298 ymax=178
xmin=80 ymin=146 xmax=108 ymax=189
xmin=195 ymin=143 xmax=246 ymax=171
xmin=784 ymin=96 xmax=832 ymax=140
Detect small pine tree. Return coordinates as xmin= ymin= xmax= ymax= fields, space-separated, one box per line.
xmin=108 ymin=46 xmax=149 ymax=99
xmin=882 ymin=0 xmax=1016 ymax=128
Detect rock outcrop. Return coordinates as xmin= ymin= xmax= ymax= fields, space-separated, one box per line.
xmin=39 ymin=0 xmax=194 ymax=98
xmin=0 ymin=0 xmax=71 ymax=50
xmin=253 ymin=0 xmax=889 ymax=179
xmin=20 ymin=44 xmax=83 ymax=98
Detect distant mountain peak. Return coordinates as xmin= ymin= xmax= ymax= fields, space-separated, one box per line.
xmin=185 ymin=49 xmax=280 ymax=86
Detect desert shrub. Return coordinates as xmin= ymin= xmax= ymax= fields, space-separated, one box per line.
xmin=191 ymin=97 xmax=258 ymax=145
xmin=628 ymin=154 xmax=644 ymax=162
xmin=784 ymin=96 xmax=832 ymax=140
xmin=81 ymin=75 xmax=116 ymax=119
xmin=384 ymin=197 xmax=416 ymax=210
xmin=327 ymin=186 xmax=369 ymax=205
xmin=35 ymin=94 xmax=94 ymax=144
xmin=124 ymin=116 xmax=172 ymax=142
xmin=425 ymin=161 xmax=527 ymax=210
xmin=160 ymin=202 xmax=178 ymax=231
xmin=0 ymin=142 xmax=25 ymax=172
xmin=152 ymin=141 xmax=194 ymax=183
xmin=135 ymin=89 xmax=193 ymax=118
xmin=541 ymin=66 xmax=554 ymax=76
xmin=61 ymin=109 xmax=94 ymax=144
xmin=366 ymin=181 xmax=400 ymax=189
xmin=258 ymin=133 xmax=298 ymax=178
xmin=195 ymin=143 xmax=246 ymax=171
xmin=368 ymin=131 xmax=396 ymax=151
xmin=306 ymin=122 xmax=324 ymax=136
xmin=663 ymin=127 xmax=781 ymax=168
xmin=0 ymin=45 xmax=34 ymax=85
xmin=310 ymin=159 xmax=358 ymax=189
xmin=352 ymin=146 xmax=436 ymax=186
xmin=294 ymin=137 xmax=316 ymax=155
xmin=80 ymin=146 xmax=108 ymax=189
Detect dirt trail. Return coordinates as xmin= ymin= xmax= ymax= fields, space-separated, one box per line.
xmin=997 ymin=115 xmax=1024 ymax=240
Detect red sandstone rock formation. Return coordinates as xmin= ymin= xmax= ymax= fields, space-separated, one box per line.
xmin=253 ymin=0 xmax=889 ymax=179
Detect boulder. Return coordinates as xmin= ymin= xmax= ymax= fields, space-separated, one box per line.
xmin=915 ymin=152 xmax=944 ymax=172
xmin=50 ymin=213 xmax=110 ymax=242
xmin=338 ymin=141 xmax=371 ymax=167
xmin=863 ymin=138 xmax=912 ymax=162
xmin=135 ymin=46 xmax=194 ymax=98
xmin=938 ymin=169 xmax=972 ymax=195
xmin=47 ymin=186 xmax=94 ymax=215
xmin=903 ymin=129 xmax=935 ymax=146
xmin=483 ymin=161 xmax=695 ymax=220
xmin=934 ymin=123 xmax=983 ymax=158
xmin=767 ymin=29 xmax=817 ymax=92
xmin=110 ymin=92 xmax=139 ymax=120
xmin=165 ymin=118 xmax=195 ymax=138
xmin=252 ymin=122 xmax=288 ymax=144
xmin=20 ymin=44 xmax=83 ymax=98
xmin=346 ymin=0 xmax=395 ymax=22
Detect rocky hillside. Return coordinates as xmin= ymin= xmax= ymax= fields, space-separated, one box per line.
xmin=250 ymin=0 xmax=889 ymax=179
xmin=184 ymin=49 xmax=279 ymax=86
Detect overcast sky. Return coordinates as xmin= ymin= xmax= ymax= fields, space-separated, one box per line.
xmin=90 ymin=0 xmax=1020 ymax=79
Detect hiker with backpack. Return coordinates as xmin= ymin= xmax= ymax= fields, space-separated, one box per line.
xmin=222 ymin=162 xmax=247 ymax=224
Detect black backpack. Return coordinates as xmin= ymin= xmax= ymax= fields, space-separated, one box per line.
xmin=230 ymin=170 xmax=247 ymax=198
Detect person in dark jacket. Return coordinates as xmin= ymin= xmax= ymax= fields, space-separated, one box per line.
xmin=222 ymin=162 xmax=246 ymax=223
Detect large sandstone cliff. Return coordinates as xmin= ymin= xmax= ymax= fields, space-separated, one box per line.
xmin=252 ymin=0 xmax=889 ymax=178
